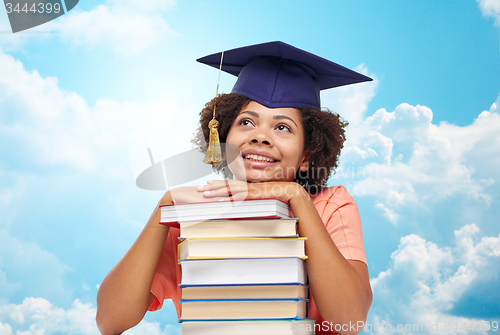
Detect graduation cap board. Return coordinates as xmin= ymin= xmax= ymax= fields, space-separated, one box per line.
xmin=197 ymin=41 xmax=373 ymax=109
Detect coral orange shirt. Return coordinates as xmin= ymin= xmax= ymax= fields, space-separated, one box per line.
xmin=149 ymin=185 xmax=367 ymax=334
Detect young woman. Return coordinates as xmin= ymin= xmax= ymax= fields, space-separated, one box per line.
xmin=96 ymin=41 xmax=373 ymax=335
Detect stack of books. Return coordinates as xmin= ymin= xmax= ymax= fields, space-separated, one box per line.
xmin=160 ymin=199 xmax=315 ymax=334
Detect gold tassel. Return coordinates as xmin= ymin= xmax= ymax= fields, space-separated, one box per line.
xmin=204 ymin=118 xmax=222 ymax=164
xmin=203 ymin=51 xmax=224 ymax=165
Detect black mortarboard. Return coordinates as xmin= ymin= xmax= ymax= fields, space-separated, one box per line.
xmin=197 ymin=41 xmax=372 ymax=109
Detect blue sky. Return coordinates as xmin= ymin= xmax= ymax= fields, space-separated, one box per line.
xmin=0 ymin=0 xmax=499 ymax=334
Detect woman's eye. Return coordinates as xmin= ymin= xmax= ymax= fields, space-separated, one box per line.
xmin=276 ymin=124 xmax=291 ymax=132
xmin=239 ymin=119 xmax=253 ymax=126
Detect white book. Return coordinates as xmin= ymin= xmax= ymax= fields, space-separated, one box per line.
xmin=181 ymin=319 xmax=316 ymax=335
xmin=180 ymin=258 xmax=307 ymax=286
xmin=160 ymin=199 xmax=289 ymax=226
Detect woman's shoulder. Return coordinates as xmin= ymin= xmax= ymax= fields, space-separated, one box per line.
xmin=309 ymin=185 xmax=356 ymax=205
xmin=310 ymin=185 xmax=363 ymax=234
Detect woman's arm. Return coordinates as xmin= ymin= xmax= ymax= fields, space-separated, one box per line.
xmin=96 ymin=192 xmax=172 ymax=335
xmin=96 ymin=187 xmax=219 ymax=335
xmin=290 ymin=189 xmax=372 ymax=335
xmin=200 ymin=181 xmax=372 ymax=335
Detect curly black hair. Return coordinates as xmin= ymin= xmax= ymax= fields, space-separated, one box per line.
xmin=192 ymin=93 xmax=347 ymax=193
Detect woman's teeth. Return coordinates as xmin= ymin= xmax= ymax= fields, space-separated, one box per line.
xmin=245 ymin=154 xmax=276 ymax=163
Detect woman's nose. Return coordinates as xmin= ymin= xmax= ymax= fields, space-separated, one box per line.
xmin=250 ymin=129 xmax=273 ymax=146
xmin=251 ymin=138 xmax=271 ymax=145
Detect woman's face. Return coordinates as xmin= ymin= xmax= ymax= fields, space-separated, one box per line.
xmin=225 ymin=100 xmax=307 ymax=183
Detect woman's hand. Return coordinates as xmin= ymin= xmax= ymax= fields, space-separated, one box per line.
xmin=198 ymin=180 xmax=308 ymax=204
xmin=168 ymin=185 xmax=232 ymax=204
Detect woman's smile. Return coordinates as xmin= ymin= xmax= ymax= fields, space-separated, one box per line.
xmin=242 ymin=149 xmax=279 ymax=170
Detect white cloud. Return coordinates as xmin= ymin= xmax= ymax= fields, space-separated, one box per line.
xmin=322 ymin=66 xmax=500 ymax=225
xmin=126 ymin=322 xmax=180 ymax=335
xmin=477 ymin=0 xmax=500 ymax=26
xmin=335 ymin=95 xmax=500 ymax=223
xmin=368 ymin=224 xmax=500 ymax=334
xmin=0 ymin=8 xmax=58 ymax=52
xmin=0 ymin=45 xmax=210 ymax=316
xmin=0 ymin=322 xmax=13 ymax=335
xmin=0 ymin=52 xmax=100 ymax=171
xmin=0 ymin=170 xmax=29 ymax=228
xmin=374 ymin=202 xmax=400 ymax=225
xmin=0 ymin=49 xmax=195 ymax=176
xmin=0 ymin=11 xmax=31 ymax=52
xmin=0 ymin=298 xmax=97 ymax=334
xmin=0 ymin=229 xmax=72 ymax=306
xmin=321 ymin=64 xmax=379 ymax=126
xmin=51 ymin=0 xmax=178 ymax=56
xmin=0 ymin=0 xmax=177 ymax=55
xmin=0 ymin=269 xmax=22 ymax=304
xmin=107 ymin=0 xmax=177 ymax=13
xmin=0 ymin=48 xmax=202 ymax=310
xmin=0 ymin=298 xmax=180 ymax=335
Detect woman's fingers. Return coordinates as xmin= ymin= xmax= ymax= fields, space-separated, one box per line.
xmin=197 ymin=180 xmax=299 ymax=203
xmin=202 ymin=186 xmax=249 ymax=198
xmin=202 ymin=188 xmax=231 ymax=198
xmin=200 ymin=180 xmax=246 ymax=190
xmin=198 ymin=180 xmax=249 ymax=197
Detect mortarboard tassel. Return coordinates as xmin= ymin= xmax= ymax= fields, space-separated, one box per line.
xmin=203 ymin=51 xmax=224 ymax=165
xmin=204 ymin=117 xmax=222 ymax=164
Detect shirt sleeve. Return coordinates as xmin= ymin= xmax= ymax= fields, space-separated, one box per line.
xmin=148 ymin=227 xmax=182 ymax=318
xmin=312 ymin=186 xmax=367 ymax=264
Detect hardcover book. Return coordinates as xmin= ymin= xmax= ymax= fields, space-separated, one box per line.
xmin=180 ymin=258 xmax=307 ymax=286
xmin=178 ymin=237 xmax=307 ymax=260
xmin=180 ymin=284 xmax=309 ymax=300
xmin=179 ymin=299 xmax=308 ymax=321
xmin=180 ymin=319 xmax=316 ymax=335
xmin=160 ymin=199 xmax=289 ymax=226
xmin=179 ymin=218 xmax=298 ymax=238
